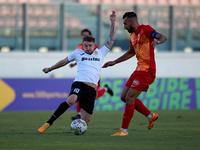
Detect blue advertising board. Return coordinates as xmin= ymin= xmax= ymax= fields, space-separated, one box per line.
xmin=0 ymin=78 xmax=200 ymax=111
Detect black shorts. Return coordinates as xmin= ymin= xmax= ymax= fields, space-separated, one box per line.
xmin=69 ymin=81 xmax=96 ymax=115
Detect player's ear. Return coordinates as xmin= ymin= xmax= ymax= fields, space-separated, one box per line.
xmin=131 ymin=20 xmax=135 ymax=25
xmin=92 ymin=43 xmax=95 ymax=47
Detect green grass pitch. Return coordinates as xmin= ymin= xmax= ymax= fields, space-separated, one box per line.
xmin=0 ymin=110 xmax=200 ymax=150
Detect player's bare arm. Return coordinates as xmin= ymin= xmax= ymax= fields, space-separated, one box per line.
xmin=105 ymin=11 xmax=116 ymax=50
xmin=43 ymin=57 xmax=70 ymax=73
xmin=151 ymin=33 xmax=167 ymax=48
xmin=102 ymin=47 xmax=135 ymax=68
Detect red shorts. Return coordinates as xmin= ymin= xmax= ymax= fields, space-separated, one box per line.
xmin=125 ymin=71 xmax=155 ymax=92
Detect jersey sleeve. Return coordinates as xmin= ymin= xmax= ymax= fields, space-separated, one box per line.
xmin=68 ymin=50 xmax=78 ymax=62
xmin=128 ymin=41 xmax=136 ymax=55
xmin=144 ymin=25 xmax=155 ymax=38
xmin=129 ymin=39 xmax=134 ymax=49
xmin=99 ymin=45 xmax=110 ymax=57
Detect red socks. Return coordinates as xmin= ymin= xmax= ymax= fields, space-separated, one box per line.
xmin=96 ymin=88 xmax=106 ymax=99
xmin=122 ymin=104 xmax=135 ymax=129
xmin=76 ymin=101 xmax=81 ymax=113
xmin=135 ymin=98 xmax=151 ymax=117
xmin=121 ymin=98 xmax=151 ymax=129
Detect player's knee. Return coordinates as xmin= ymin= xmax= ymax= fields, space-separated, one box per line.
xmin=121 ymin=95 xmax=126 ymax=102
xmin=125 ymin=96 xmax=135 ymax=104
xmin=66 ymin=95 xmax=77 ymax=106
xmin=66 ymin=101 xmax=74 ymax=106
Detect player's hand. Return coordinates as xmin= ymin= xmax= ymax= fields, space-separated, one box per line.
xmin=110 ymin=11 xmax=116 ymax=22
xmin=69 ymin=63 xmax=77 ymax=68
xmin=102 ymin=61 xmax=116 ymax=68
xmin=151 ymin=40 xmax=161 ymax=48
xmin=43 ymin=68 xmax=50 ymax=73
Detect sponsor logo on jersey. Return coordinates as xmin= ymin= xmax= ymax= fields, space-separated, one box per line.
xmin=81 ymin=57 xmax=100 ymax=61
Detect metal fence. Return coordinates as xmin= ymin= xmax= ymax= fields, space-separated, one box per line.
xmin=0 ymin=3 xmax=199 ymax=52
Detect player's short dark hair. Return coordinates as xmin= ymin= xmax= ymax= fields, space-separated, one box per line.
xmin=81 ymin=28 xmax=92 ymax=36
xmin=122 ymin=12 xmax=137 ymax=20
xmin=83 ymin=36 xmax=95 ymax=43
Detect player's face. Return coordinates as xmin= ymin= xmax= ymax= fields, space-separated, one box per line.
xmin=123 ymin=17 xmax=135 ymax=33
xmin=81 ymin=32 xmax=90 ymax=40
xmin=83 ymin=41 xmax=95 ymax=55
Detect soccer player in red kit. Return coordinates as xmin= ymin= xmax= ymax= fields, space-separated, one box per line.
xmin=103 ymin=11 xmax=167 ymax=136
xmin=70 ymin=29 xmax=113 ymax=120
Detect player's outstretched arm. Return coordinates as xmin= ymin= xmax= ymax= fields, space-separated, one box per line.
xmin=102 ymin=47 xmax=135 ymax=68
xmin=43 ymin=57 xmax=70 ymax=73
xmin=105 ymin=11 xmax=116 ymax=50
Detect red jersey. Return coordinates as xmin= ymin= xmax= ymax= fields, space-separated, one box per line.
xmin=77 ymin=43 xmax=99 ymax=50
xmin=129 ymin=24 xmax=156 ymax=76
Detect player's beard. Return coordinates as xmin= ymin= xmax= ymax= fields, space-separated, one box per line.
xmin=127 ymin=26 xmax=135 ymax=33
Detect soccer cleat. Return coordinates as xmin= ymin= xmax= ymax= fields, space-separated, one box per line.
xmin=105 ymin=84 xmax=114 ymax=96
xmin=111 ymin=129 xmax=128 ymax=136
xmin=71 ymin=114 xmax=81 ymax=120
xmin=147 ymin=113 xmax=158 ymax=130
xmin=38 ymin=123 xmax=50 ymax=134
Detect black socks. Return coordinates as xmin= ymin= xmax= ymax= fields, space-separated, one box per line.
xmin=47 ymin=101 xmax=70 ymax=126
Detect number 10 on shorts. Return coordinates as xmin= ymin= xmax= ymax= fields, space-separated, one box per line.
xmin=73 ymin=88 xmax=80 ymax=93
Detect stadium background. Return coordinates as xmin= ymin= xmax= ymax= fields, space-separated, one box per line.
xmin=0 ymin=0 xmax=200 ymax=111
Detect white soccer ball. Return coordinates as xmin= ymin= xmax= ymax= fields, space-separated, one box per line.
xmin=70 ymin=119 xmax=87 ymax=135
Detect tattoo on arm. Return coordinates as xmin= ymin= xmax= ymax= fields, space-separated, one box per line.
xmin=105 ymin=21 xmax=116 ymax=49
